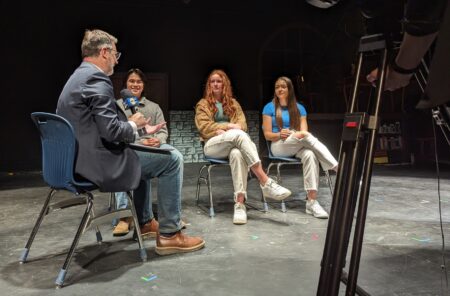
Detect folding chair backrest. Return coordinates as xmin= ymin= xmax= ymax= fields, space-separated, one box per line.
xmin=266 ymin=139 xmax=275 ymax=158
xmin=31 ymin=112 xmax=78 ymax=193
xmin=265 ymin=138 xmax=300 ymax=162
xmin=199 ymin=138 xmax=229 ymax=164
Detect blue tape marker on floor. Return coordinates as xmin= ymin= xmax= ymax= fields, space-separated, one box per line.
xmin=141 ymin=275 xmax=158 ymax=282
xmin=411 ymin=237 xmax=431 ymax=243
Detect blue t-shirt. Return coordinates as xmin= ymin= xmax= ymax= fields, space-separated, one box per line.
xmin=262 ymin=101 xmax=307 ymax=133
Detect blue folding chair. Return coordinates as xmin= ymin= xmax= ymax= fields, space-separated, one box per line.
xmin=265 ymin=139 xmax=334 ymax=212
xmin=195 ymin=139 xmax=261 ymax=217
xmin=20 ymin=112 xmax=147 ymax=288
xmin=195 ymin=149 xmax=230 ymax=217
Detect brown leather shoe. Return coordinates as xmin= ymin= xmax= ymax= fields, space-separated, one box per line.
xmin=113 ymin=217 xmax=133 ymax=236
xmin=140 ymin=219 xmax=159 ymax=238
xmin=156 ymin=231 xmax=205 ymax=255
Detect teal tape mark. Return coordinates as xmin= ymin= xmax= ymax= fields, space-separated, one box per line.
xmin=141 ymin=275 xmax=158 ymax=282
xmin=411 ymin=237 xmax=431 ymax=243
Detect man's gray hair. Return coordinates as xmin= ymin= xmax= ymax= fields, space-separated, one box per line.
xmin=81 ymin=29 xmax=118 ymax=58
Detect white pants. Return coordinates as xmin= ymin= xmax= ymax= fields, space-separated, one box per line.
xmin=204 ymin=129 xmax=260 ymax=201
xmin=271 ymin=133 xmax=338 ymax=191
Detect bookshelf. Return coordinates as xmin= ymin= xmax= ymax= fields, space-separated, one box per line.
xmin=374 ymin=113 xmax=411 ymax=164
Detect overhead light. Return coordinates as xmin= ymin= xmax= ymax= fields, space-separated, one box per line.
xmin=305 ymin=0 xmax=340 ymax=9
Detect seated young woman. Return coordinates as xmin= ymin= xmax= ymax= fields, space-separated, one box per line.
xmin=195 ymin=69 xmax=292 ymax=225
xmin=262 ymin=76 xmax=338 ymax=219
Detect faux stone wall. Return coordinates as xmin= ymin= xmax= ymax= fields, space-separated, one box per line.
xmin=169 ymin=110 xmax=260 ymax=163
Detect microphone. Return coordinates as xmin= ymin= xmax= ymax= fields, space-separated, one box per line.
xmin=120 ymin=89 xmax=146 ymax=137
xmin=120 ymin=89 xmax=140 ymax=114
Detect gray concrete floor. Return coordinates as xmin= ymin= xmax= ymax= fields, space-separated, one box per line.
xmin=1 ymin=163 xmax=450 ymax=296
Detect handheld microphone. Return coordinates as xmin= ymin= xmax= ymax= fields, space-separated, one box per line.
xmin=120 ymin=89 xmax=145 ymax=137
xmin=120 ymin=89 xmax=140 ymax=114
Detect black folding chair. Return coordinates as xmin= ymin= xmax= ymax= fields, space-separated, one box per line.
xmin=196 ymin=139 xmax=262 ymax=217
xmin=195 ymin=138 xmax=231 ymax=217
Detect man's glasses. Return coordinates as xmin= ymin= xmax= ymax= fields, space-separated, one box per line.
xmin=105 ymin=48 xmax=121 ymax=60
xmin=111 ymin=49 xmax=121 ymax=60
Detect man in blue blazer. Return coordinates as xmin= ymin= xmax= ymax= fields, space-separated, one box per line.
xmin=57 ymin=29 xmax=204 ymax=255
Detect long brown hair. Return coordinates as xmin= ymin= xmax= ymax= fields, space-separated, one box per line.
xmin=273 ymin=76 xmax=301 ymax=130
xmin=203 ymin=69 xmax=236 ymax=117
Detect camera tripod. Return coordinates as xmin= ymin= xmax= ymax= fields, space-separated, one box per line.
xmin=316 ymin=30 xmax=450 ymax=295
xmin=316 ymin=33 xmax=390 ymax=296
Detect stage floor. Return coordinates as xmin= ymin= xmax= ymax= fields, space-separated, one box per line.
xmin=1 ymin=163 xmax=449 ymax=295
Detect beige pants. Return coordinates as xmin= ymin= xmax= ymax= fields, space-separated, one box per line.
xmin=271 ymin=133 xmax=338 ymax=191
xmin=204 ymin=129 xmax=260 ymax=201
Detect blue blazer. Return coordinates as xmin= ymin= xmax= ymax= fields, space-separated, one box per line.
xmin=57 ymin=62 xmax=141 ymax=192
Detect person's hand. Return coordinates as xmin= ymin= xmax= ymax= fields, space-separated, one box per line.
xmin=294 ymin=131 xmax=309 ymax=139
xmin=144 ymin=121 xmax=166 ymax=135
xmin=141 ymin=138 xmax=161 ymax=147
xmin=227 ymin=123 xmax=242 ymax=130
xmin=280 ymin=129 xmax=291 ymax=140
xmin=129 ymin=112 xmax=149 ymax=129
xmin=366 ymin=68 xmax=413 ymax=92
xmin=216 ymin=129 xmax=226 ymax=136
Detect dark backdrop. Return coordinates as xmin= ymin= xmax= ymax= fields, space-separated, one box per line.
xmin=1 ymin=0 xmax=365 ymax=171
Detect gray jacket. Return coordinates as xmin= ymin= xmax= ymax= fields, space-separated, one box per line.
xmin=117 ymin=97 xmax=168 ymax=144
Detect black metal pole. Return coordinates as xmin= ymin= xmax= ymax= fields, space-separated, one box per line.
xmin=346 ymin=47 xmax=388 ymax=295
xmin=317 ymin=137 xmax=349 ymax=292
xmin=318 ymin=60 xmax=367 ymax=296
xmin=317 ymin=34 xmax=388 ymax=296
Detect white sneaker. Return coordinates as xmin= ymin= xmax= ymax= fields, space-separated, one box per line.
xmin=306 ymin=200 xmax=329 ymax=219
xmin=260 ymin=178 xmax=292 ymax=201
xmin=233 ymin=203 xmax=247 ymax=225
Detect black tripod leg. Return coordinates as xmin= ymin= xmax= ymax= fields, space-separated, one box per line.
xmin=345 ymin=47 xmax=389 ymax=295
xmin=329 ymin=137 xmax=367 ymax=295
xmin=317 ymin=34 xmax=389 ymax=296
xmin=318 ymin=51 xmax=368 ymax=296
xmin=341 ymin=271 xmax=371 ymax=296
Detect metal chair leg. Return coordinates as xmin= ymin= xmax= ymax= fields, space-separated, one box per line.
xmin=90 ymin=205 xmax=102 ymax=244
xmin=277 ymin=164 xmax=287 ymax=213
xmin=266 ymin=163 xmax=275 ymax=177
xmin=110 ymin=192 xmax=120 ymax=226
xmin=20 ymin=188 xmax=57 ymax=263
xmin=207 ymin=165 xmax=215 ymax=217
xmin=196 ymin=164 xmax=208 ymax=205
xmin=127 ymin=191 xmax=147 ymax=262
xmin=55 ymin=192 xmax=94 ymax=288
xmin=108 ymin=192 xmax=115 ymax=211
xmin=276 ymin=163 xmax=282 ymax=184
xmin=263 ymin=163 xmax=275 ymax=213
xmin=325 ymin=170 xmax=334 ymax=196
xmin=281 ymin=200 xmax=287 ymax=213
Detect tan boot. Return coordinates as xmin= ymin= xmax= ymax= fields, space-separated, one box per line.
xmin=155 ymin=231 xmax=205 ymax=255
xmin=139 ymin=218 xmax=159 ymax=238
xmin=112 ymin=217 xmax=133 ymax=236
